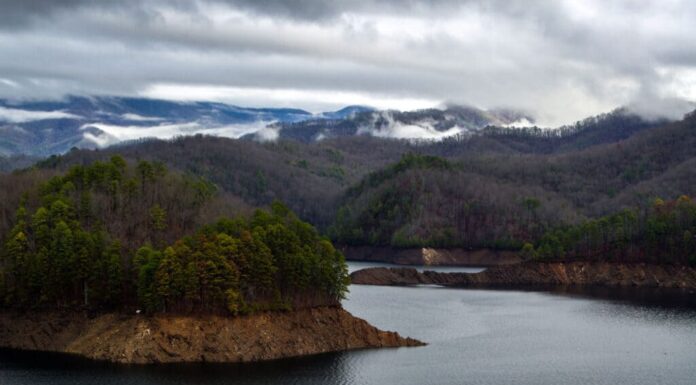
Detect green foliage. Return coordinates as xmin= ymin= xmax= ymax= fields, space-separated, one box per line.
xmin=520 ymin=242 xmax=537 ymax=260
xmin=129 ymin=201 xmax=348 ymax=314
xmin=134 ymin=246 xmax=163 ymax=313
xmin=0 ymin=159 xmax=348 ymax=315
xmin=1 ymin=158 xmax=169 ymax=308
xmin=150 ymin=205 xmax=167 ymax=232
xmin=527 ymin=197 xmax=696 ymax=264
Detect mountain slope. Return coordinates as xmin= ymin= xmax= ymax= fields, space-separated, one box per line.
xmin=329 ymin=111 xmax=696 ymax=248
xmin=30 ymin=135 xmax=413 ymax=228
xmin=7 ymin=108 xmax=693 ymax=252
xmin=0 ymin=155 xmax=38 ymax=172
xmin=0 ymin=96 xmax=667 ymax=161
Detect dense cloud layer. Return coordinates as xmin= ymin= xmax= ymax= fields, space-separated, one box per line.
xmin=1 ymin=0 xmax=695 ymax=125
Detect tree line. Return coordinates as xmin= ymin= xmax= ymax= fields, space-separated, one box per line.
xmin=525 ymin=196 xmax=696 ymax=265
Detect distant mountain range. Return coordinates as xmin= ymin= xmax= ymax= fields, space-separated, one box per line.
xmin=0 ymin=95 xmax=681 ymax=159
xmin=249 ymin=105 xmax=536 ymax=142
xmin=0 ymin=95 xmax=378 ymax=157
xmin=0 ymin=95 xmax=542 ymax=157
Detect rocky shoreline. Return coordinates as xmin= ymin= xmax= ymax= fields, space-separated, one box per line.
xmin=0 ymin=307 xmax=423 ymax=364
xmin=350 ymin=262 xmax=696 ymax=289
xmin=341 ymin=246 xmax=521 ymax=266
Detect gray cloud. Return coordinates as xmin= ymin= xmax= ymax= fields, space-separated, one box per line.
xmin=0 ymin=0 xmax=695 ymax=125
xmin=0 ymin=0 xmax=82 ymax=26
xmin=0 ymin=0 xmax=469 ymax=24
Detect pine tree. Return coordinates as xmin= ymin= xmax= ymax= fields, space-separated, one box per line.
xmin=134 ymin=246 xmax=163 ymax=313
xmin=236 ymin=231 xmax=276 ymax=300
xmin=105 ymin=242 xmax=124 ymax=306
xmin=155 ymin=247 xmax=185 ymax=312
xmin=149 ymin=205 xmax=167 ymax=246
xmin=51 ymin=220 xmax=74 ymax=304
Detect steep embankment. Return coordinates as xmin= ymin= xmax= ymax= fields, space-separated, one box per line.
xmin=351 ymin=262 xmax=696 ymax=289
xmin=341 ymin=246 xmax=521 ymax=266
xmin=0 ymin=307 xmax=423 ymax=364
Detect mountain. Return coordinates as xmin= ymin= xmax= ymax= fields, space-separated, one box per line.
xmin=8 ymin=108 xmax=690 ymax=237
xmin=0 ymin=154 xmax=38 ymax=172
xmin=22 ymin=135 xmax=410 ymax=230
xmin=2 ymin=97 xmax=535 ymax=156
xmin=0 ymin=95 xmax=319 ymax=156
xmin=452 ymin=108 xmax=669 ymax=155
xmin=0 ymin=95 xmax=667 ymax=160
xmin=318 ymin=105 xmax=375 ymax=120
xmin=1 ymin=106 xmax=695 ymax=274
xmin=329 ymin=110 xmax=696 ymax=250
xmin=260 ymin=105 xmax=536 ymax=142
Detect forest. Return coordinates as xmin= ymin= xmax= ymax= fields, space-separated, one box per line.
xmin=328 ymin=153 xmax=568 ymax=249
xmin=329 ymin=111 xmax=696 ymax=255
xmin=526 ymin=196 xmax=696 ymax=265
xmin=0 ymin=158 xmax=348 ymax=314
xmin=1 ymin=108 xmax=695 ymax=272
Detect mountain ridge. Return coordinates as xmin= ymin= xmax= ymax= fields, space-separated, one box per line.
xmin=0 ymin=95 xmax=679 ymax=159
xmin=0 ymin=95 xmax=360 ymax=156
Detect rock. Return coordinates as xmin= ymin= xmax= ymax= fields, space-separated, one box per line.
xmin=0 ymin=307 xmax=424 ymax=364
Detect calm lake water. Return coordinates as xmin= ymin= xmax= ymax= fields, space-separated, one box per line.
xmin=1 ymin=263 xmax=696 ymax=385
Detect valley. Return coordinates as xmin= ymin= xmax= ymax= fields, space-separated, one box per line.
xmin=1 ymin=95 xmax=696 ymax=374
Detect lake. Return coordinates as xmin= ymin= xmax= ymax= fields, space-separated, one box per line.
xmin=1 ymin=263 xmax=695 ymax=385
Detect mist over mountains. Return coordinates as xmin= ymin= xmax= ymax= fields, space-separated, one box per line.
xmin=255 ymin=105 xmax=536 ymax=142
xmin=0 ymin=95 xmax=541 ymax=156
xmin=0 ymin=96 xmax=316 ymax=156
xmin=3 ymin=94 xmax=677 ymax=158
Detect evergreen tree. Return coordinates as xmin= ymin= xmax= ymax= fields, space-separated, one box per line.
xmin=0 ymin=159 xmax=349 ymax=315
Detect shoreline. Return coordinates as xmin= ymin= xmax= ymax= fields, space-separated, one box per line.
xmin=350 ymin=261 xmax=696 ymax=290
xmin=0 ymin=307 xmax=424 ymax=364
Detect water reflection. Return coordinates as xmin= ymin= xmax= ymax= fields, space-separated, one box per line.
xmin=0 ymin=349 xmax=356 ymax=385
xmin=547 ymin=285 xmax=696 ymax=310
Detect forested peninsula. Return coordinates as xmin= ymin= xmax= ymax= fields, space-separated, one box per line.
xmin=0 ymin=157 xmax=421 ymax=363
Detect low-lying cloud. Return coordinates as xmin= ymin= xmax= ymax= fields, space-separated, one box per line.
xmin=81 ymin=120 xmax=272 ymax=147
xmin=357 ymin=112 xmax=464 ymax=140
xmin=0 ymin=106 xmax=79 ymax=123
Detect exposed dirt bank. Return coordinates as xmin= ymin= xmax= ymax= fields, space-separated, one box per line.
xmin=0 ymin=307 xmax=423 ymax=364
xmin=351 ymin=262 xmax=696 ymax=289
xmin=340 ymin=246 xmax=521 ymax=266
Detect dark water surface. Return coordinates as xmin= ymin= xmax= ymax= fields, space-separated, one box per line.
xmin=2 ymin=265 xmax=696 ymax=385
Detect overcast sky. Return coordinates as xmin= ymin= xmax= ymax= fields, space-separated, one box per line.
xmin=1 ymin=0 xmax=695 ymax=125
